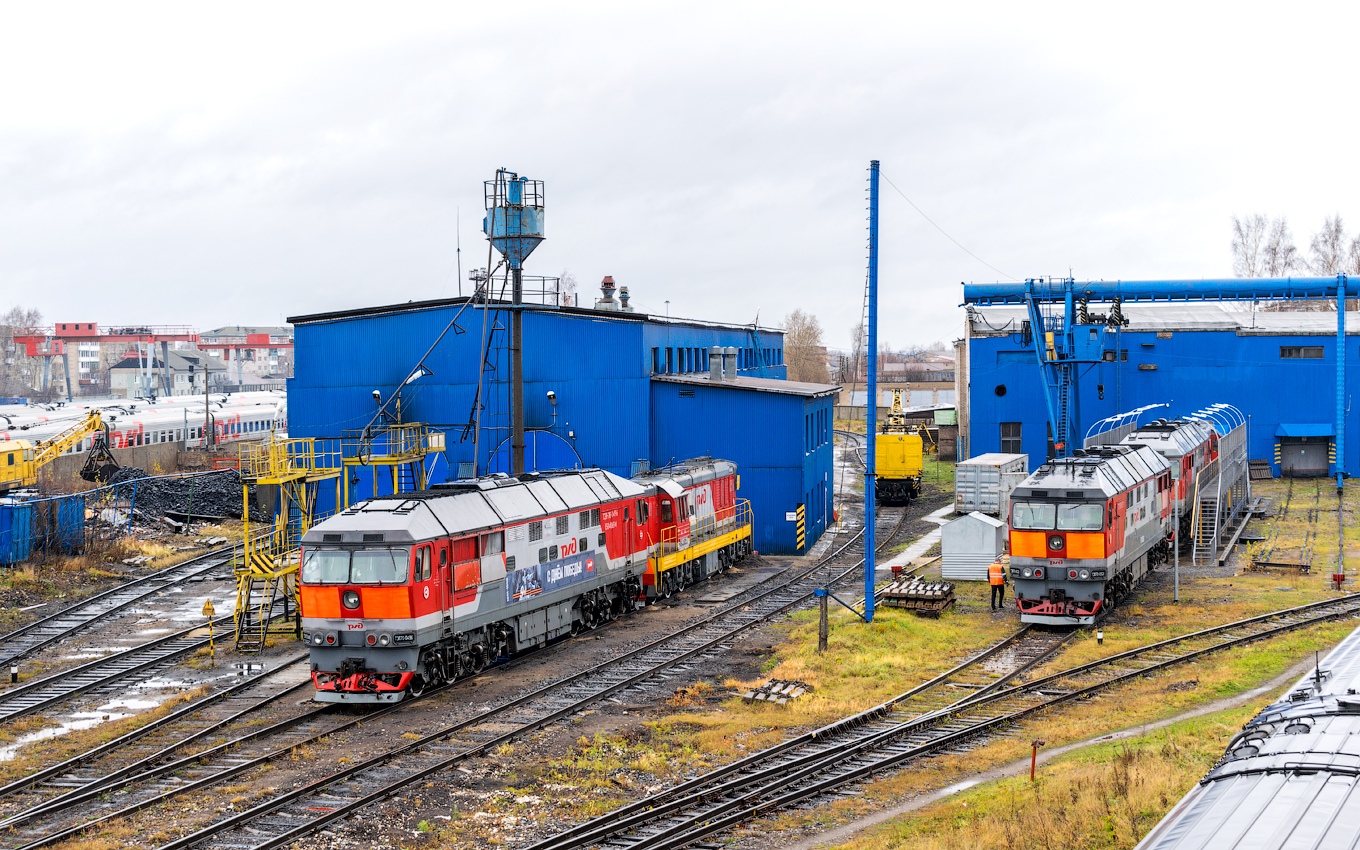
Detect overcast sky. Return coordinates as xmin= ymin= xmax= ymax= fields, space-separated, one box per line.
xmin=3 ymin=2 xmax=1358 ymax=351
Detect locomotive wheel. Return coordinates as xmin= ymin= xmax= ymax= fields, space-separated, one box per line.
xmin=660 ymin=572 xmax=674 ymax=599
xmin=470 ymin=645 xmax=487 ymax=675
xmin=408 ymin=674 xmax=426 ymax=698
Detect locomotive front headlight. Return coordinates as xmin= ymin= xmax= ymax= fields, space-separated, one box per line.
xmin=342 ymin=590 xmax=360 ymax=609
xmin=1022 ymin=568 xmax=1033 ymax=578
xmin=397 ymin=661 xmax=409 ymax=670
xmin=1048 ymin=535 xmax=1063 ymax=551
xmin=379 ymin=633 xmax=390 ymax=646
xmin=1079 ymin=569 xmax=1090 ymax=580
xmin=313 ymin=635 xmax=323 ymax=646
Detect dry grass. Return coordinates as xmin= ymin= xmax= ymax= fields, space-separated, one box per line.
xmin=831 ymin=706 xmax=1259 ymax=850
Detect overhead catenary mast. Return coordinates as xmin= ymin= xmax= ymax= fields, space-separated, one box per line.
xmin=483 ymin=169 xmax=545 ymax=476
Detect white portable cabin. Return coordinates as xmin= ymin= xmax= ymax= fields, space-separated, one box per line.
xmin=954 ymin=453 xmax=1028 ymax=517
xmin=941 ymin=511 xmax=1007 ymax=581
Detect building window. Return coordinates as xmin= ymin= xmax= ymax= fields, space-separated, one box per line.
xmin=652 ymin=348 xmax=660 ymax=374
xmin=1281 ymin=346 xmax=1324 ymax=359
xmin=1000 ymin=422 xmax=1022 ymax=454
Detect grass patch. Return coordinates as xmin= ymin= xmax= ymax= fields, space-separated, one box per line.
xmin=832 ymin=705 xmax=1260 ymax=850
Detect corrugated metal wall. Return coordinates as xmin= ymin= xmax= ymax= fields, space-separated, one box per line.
xmin=641 ymin=323 xmax=787 ymax=379
xmin=289 ymin=301 xmax=794 ymax=509
xmin=968 ymin=329 xmax=1358 ymax=473
xmin=650 ymin=382 xmax=833 ymax=554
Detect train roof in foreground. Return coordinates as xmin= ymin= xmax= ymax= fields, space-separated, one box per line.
xmin=1014 ymin=444 xmax=1170 ymax=501
xmin=301 ymin=468 xmax=645 ymax=545
xmin=1136 ymin=623 xmax=1360 ymax=849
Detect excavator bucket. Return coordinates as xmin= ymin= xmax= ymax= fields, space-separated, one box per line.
xmin=80 ymin=431 xmax=120 ymax=483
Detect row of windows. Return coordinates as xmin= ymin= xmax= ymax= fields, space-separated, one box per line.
xmin=538 ymin=533 xmax=607 ymax=564
xmin=1281 ymin=346 xmax=1324 ymax=359
xmin=650 ymin=345 xmax=785 ymax=375
xmin=806 ymin=407 xmax=829 ymax=453
xmin=528 ymin=508 xmax=602 ymax=542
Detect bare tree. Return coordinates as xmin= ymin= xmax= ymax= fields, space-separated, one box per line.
xmin=558 ymin=269 xmax=579 ymax=307
xmin=782 ymin=309 xmax=827 ymax=383
xmin=1231 ymin=214 xmax=1268 ymax=277
xmin=0 ymin=306 xmax=43 ymax=397
xmin=1309 ymin=215 xmax=1349 ymax=275
xmin=1261 ymin=217 xmax=1300 ymax=277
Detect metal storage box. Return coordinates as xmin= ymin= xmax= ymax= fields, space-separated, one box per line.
xmin=954 ymin=453 xmax=1028 ymax=517
xmin=941 ymin=511 xmax=1007 ymax=581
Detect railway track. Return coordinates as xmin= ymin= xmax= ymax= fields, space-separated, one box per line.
xmin=0 ymin=497 xmax=919 ymax=849
xmin=0 ymin=616 xmax=244 ymax=725
xmin=0 ymin=541 xmax=243 ymax=668
xmin=28 ymin=514 xmax=901 ymax=849
xmin=528 ymin=593 xmax=1360 ymax=850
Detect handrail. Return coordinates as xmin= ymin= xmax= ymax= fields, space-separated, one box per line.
xmin=657 ymin=500 xmax=752 ymax=558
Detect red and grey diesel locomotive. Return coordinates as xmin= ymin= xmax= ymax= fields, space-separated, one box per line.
xmin=299 ymin=458 xmax=752 ymax=702
xmin=1008 ymin=417 xmax=1219 ymax=625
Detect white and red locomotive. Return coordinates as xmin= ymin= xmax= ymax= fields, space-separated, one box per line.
xmin=299 ymin=457 xmax=753 ymax=702
xmin=1009 ymin=417 xmax=1218 ymax=625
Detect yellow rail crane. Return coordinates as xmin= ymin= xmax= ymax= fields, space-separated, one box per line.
xmin=233 ymin=422 xmax=446 ymax=653
xmin=875 ymin=389 xmax=924 ymax=505
xmin=0 ymin=411 xmax=120 ymax=495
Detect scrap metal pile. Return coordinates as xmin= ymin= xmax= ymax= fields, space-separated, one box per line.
xmin=105 ymin=467 xmax=251 ymax=522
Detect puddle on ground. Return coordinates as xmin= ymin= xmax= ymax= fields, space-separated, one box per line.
xmin=232 ymin=662 xmax=265 ymax=676
xmin=97 ymin=696 xmax=164 ymax=712
xmin=939 ymin=778 xmax=983 ymax=796
xmin=0 ymin=710 xmax=134 ymax=762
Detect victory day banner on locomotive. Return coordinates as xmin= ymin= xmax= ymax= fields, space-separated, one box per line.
xmin=506 ymin=549 xmax=595 ymax=604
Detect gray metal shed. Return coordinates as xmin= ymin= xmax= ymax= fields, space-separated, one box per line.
xmin=941 ymin=511 xmax=1007 ymax=581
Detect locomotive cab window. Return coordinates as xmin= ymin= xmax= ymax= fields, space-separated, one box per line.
xmin=1056 ymin=504 xmax=1102 ymax=531
xmin=660 ymin=500 xmax=674 ymax=524
xmin=1011 ymin=502 xmax=1055 ymax=530
xmin=480 ymin=531 xmax=504 ymax=555
xmin=415 ymin=547 xmax=431 ymax=582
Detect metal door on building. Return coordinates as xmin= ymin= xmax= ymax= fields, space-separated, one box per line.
xmin=1280 ymin=437 xmax=1328 ymax=477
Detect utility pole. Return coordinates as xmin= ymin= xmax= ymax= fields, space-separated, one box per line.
xmin=865 ymin=160 xmax=880 ymax=625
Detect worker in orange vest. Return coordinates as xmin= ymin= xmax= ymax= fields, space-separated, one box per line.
xmin=988 ymin=559 xmax=1007 ymax=611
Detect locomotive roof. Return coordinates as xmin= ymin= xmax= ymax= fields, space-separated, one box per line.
xmin=1119 ymin=418 xmax=1214 ymax=457
xmin=302 ymin=468 xmax=646 ymax=545
xmin=1134 ymin=623 xmax=1360 ymax=849
xmin=1013 ymin=444 xmax=1169 ymax=500
xmin=632 ymin=457 xmax=736 ymax=493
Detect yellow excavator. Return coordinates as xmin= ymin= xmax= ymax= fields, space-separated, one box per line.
xmin=0 ymin=411 xmax=120 ymax=496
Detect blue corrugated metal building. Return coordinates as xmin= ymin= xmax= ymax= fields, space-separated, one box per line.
xmin=288 ymin=295 xmax=836 ymax=553
xmin=962 ymin=304 xmax=1359 ymax=476
xmin=651 ymin=375 xmax=836 ymax=554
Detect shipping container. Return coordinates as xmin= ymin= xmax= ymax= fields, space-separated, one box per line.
xmin=954 ymin=453 xmax=1028 ymax=516
xmin=0 ymin=500 xmax=33 ymax=565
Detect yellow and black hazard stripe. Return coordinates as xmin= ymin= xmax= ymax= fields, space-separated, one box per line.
xmin=796 ymin=503 xmax=805 ymax=552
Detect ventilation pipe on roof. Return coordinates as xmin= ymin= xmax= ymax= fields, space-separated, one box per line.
xmin=723 ymin=347 xmax=738 ymax=380
xmin=595 ymin=276 xmax=619 ymax=311
xmin=709 ymin=349 xmax=723 ymax=381
xmin=618 ymin=286 xmax=633 ymax=312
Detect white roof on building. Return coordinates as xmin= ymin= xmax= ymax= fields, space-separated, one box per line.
xmin=970 ymin=303 xmax=1360 ymax=336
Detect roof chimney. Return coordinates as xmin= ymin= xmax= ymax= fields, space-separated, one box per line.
xmin=723 ymin=346 xmax=738 ymax=381
xmin=618 ymin=285 xmax=633 ymax=312
xmin=709 ymin=348 xmax=723 ymax=381
xmin=595 ymin=276 xmax=619 ymax=310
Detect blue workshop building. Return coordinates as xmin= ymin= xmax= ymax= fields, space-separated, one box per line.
xmin=962 ymin=303 xmax=1359 ymax=478
xmin=287 ymin=293 xmax=837 ymax=554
